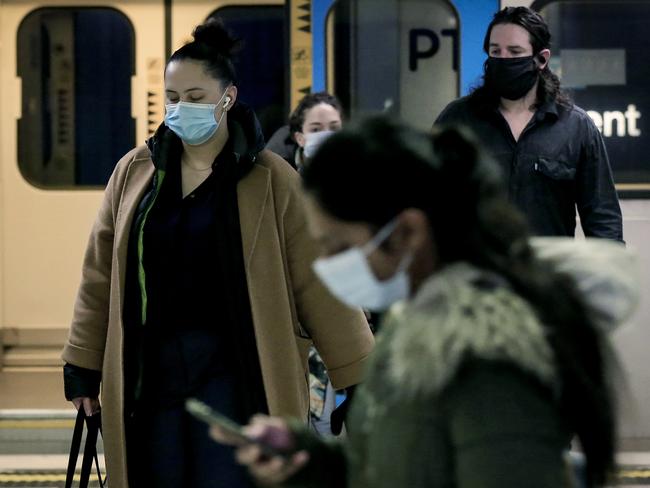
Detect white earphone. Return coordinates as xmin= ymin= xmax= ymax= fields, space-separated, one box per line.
xmin=223 ymin=96 xmax=232 ymax=108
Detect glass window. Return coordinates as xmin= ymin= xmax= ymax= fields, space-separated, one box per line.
xmin=208 ymin=6 xmax=287 ymax=140
xmin=330 ymin=0 xmax=459 ymax=131
xmin=17 ymin=7 xmax=135 ymax=188
xmin=537 ymin=1 xmax=650 ymax=196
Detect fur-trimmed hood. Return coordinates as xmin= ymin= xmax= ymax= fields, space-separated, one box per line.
xmin=530 ymin=237 xmax=638 ymax=333
xmin=384 ymin=263 xmax=557 ymax=397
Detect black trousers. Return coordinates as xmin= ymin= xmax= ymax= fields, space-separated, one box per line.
xmin=126 ymin=376 xmax=253 ymax=488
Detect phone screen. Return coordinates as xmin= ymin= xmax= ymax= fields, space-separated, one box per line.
xmin=185 ymin=398 xmax=283 ymax=457
xmin=185 ymin=399 xmax=249 ymax=443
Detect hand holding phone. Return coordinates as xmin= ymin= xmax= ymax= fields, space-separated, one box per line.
xmin=232 ymin=415 xmax=309 ymax=485
xmin=185 ymin=398 xmax=285 ymax=458
xmin=188 ymin=402 xmax=309 ymax=484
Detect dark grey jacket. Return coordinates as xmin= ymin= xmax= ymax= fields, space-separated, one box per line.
xmin=436 ymin=96 xmax=623 ymax=242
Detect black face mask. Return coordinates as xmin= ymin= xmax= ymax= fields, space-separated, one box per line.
xmin=485 ymin=55 xmax=539 ymax=101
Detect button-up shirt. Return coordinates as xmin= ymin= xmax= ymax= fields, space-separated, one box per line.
xmin=436 ymin=96 xmax=623 ymax=242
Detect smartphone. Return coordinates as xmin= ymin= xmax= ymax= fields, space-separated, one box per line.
xmin=185 ymin=398 xmax=284 ymax=458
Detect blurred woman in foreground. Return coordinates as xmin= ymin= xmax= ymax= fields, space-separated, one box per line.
xmin=214 ymin=117 xmax=621 ymax=487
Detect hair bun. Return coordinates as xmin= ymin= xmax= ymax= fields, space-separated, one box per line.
xmin=192 ymin=18 xmax=241 ymax=58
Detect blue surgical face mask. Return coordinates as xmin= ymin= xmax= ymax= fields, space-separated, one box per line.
xmin=164 ymin=89 xmax=229 ymax=145
xmin=312 ymin=220 xmax=412 ymax=311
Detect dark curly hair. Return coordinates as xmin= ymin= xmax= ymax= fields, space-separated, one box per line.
xmin=166 ymin=17 xmax=242 ymax=86
xmin=289 ymin=91 xmax=343 ymax=137
xmin=470 ymin=7 xmax=572 ymax=110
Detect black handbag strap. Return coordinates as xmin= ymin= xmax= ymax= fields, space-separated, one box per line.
xmin=65 ymin=409 xmax=85 ymax=488
xmin=65 ymin=408 xmax=106 ymax=488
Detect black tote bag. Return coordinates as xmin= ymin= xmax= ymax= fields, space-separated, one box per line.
xmin=65 ymin=409 xmax=106 ymax=488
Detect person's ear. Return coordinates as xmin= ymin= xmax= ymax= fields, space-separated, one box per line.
xmin=388 ymin=209 xmax=430 ymax=257
xmin=294 ymin=131 xmax=306 ymax=148
xmin=224 ymin=85 xmax=238 ymax=110
xmin=536 ymin=49 xmax=551 ymax=69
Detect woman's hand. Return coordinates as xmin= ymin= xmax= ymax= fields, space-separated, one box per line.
xmin=71 ymin=397 xmax=101 ymax=417
xmin=210 ymin=415 xmax=310 ymax=486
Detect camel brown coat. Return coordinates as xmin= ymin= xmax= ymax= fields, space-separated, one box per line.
xmin=62 ymin=146 xmax=374 ymax=488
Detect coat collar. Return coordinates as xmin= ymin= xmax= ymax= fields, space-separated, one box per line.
xmin=114 ymin=155 xmax=156 ymax=315
xmin=383 ymin=262 xmax=557 ymax=398
xmin=115 ymin=154 xmax=155 ymax=254
xmin=236 ymin=161 xmax=270 ymax=269
xmin=113 ymin=146 xmax=271 ymax=276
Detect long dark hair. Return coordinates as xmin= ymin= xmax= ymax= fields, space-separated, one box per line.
xmin=470 ymin=6 xmax=572 ymax=110
xmin=303 ymin=117 xmax=615 ymax=486
xmin=166 ymin=17 xmax=241 ymax=85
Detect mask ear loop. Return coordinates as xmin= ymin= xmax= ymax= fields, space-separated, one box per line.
xmin=214 ymin=108 xmax=227 ymax=127
xmin=220 ymin=84 xmax=233 ymax=108
xmin=215 ymin=85 xmax=233 ymax=126
xmin=362 ymin=217 xmax=414 ymax=274
xmin=362 ymin=218 xmax=400 ymax=256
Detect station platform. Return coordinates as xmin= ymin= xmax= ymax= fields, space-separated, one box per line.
xmin=1 ymin=410 xmax=649 ymax=487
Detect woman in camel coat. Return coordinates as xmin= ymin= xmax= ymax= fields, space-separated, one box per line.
xmin=61 ymin=19 xmax=373 ymax=488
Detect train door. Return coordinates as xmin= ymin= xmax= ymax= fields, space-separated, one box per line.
xmin=327 ymin=0 xmax=460 ymax=130
xmin=0 ymin=0 xmax=290 ymax=406
xmin=0 ymin=0 xmax=164 ymax=406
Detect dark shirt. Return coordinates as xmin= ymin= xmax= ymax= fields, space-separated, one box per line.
xmin=436 ymin=96 xmax=623 ymax=241
xmin=140 ymin=144 xmax=235 ymax=402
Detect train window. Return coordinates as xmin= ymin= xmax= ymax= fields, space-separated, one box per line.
xmin=330 ymin=0 xmax=459 ymax=131
xmin=537 ymin=1 xmax=650 ymax=196
xmin=17 ymin=8 xmax=135 ymax=188
xmin=208 ymin=6 xmax=287 ymax=140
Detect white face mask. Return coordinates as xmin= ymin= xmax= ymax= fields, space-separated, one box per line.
xmin=303 ymin=130 xmax=335 ymax=159
xmin=312 ymin=220 xmax=412 ymax=311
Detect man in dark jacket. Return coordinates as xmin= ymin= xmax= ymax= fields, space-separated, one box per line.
xmin=436 ymin=7 xmax=623 ymax=242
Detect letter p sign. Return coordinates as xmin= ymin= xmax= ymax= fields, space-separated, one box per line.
xmin=409 ymin=29 xmax=439 ymax=71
